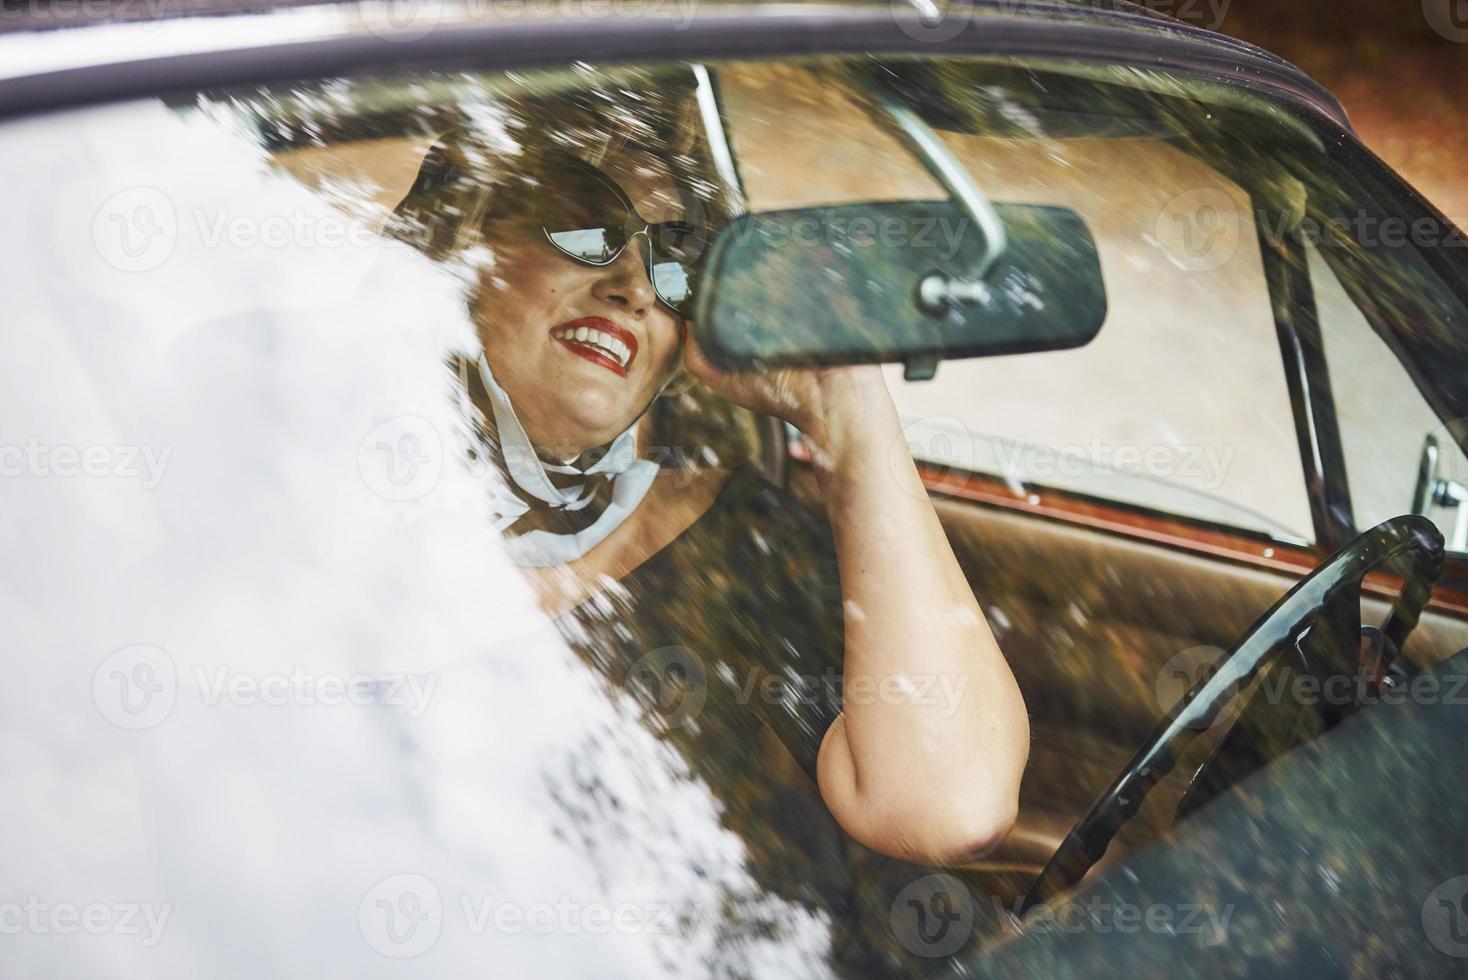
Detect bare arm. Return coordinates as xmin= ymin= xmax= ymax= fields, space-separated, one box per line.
xmin=685 ymin=347 xmax=1029 ymax=866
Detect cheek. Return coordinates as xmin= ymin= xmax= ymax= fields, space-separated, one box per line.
xmin=474 ymin=246 xmax=575 ymax=343
xmin=644 ymin=314 xmax=684 ymax=380
xmin=481 ymin=245 xmax=556 ymax=309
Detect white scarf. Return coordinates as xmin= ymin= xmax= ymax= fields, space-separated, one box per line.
xmin=478 ymin=353 xmax=660 ymax=568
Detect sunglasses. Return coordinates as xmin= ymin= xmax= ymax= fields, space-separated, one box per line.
xmin=534 ymin=151 xmax=712 ymax=317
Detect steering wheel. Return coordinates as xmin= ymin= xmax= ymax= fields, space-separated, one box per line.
xmin=1020 ymin=515 xmax=1445 ymax=913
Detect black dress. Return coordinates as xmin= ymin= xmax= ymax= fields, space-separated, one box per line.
xmin=563 ymin=466 xmax=845 ymax=775
xmin=548 ymin=466 xmax=961 ymax=977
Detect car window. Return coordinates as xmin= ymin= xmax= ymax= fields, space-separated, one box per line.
xmin=1313 ymin=243 xmax=1468 ymax=553
xmin=718 ymin=62 xmax=1314 ymax=543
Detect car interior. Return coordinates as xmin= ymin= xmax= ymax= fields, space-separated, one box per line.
xmin=175 ymin=51 xmax=1468 ymax=948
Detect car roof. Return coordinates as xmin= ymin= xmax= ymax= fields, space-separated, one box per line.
xmin=0 ymin=0 xmax=1180 ymax=33
xmin=0 ymin=1 xmax=1350 ymax=130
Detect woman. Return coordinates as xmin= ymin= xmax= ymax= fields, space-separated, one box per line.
xmin=391 ymin=85 xmax=1029 ymax=872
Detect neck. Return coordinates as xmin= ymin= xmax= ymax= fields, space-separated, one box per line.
xmin=515 ymin=414 xmax=607 ymax=464
xmin=464 ymin=355 xmax=637 ymax=466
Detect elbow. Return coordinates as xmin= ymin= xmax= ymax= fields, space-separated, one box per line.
xmin=904 ymin=796 xmax=1019 ymax=867
xmin=817 ymin=711 xmax=1030 ymax=867
xmin=847 ymin=790 xmax=1020 ymax=868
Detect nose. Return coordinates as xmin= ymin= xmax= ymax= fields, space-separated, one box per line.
xmin=589 ymin=235 xmax=656 ymax=318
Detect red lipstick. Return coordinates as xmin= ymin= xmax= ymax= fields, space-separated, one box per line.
xmin=549 ymin=316 xmax=638 ymax=378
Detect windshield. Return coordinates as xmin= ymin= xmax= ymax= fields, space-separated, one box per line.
xmin=5 ymin=50 xmax=1468 ymax=979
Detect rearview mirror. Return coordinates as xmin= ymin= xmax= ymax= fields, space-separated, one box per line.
xmin=693 ymin=200 xmax=1107 ymax=379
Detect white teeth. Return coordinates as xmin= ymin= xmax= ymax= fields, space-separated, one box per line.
xmin=554 ymin=326 xmax=631 ymax=369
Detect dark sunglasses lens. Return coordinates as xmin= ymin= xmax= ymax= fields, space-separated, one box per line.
xmin=649 ymin=222 xmax=711 ymax=313
xmin=537 ymin=168 xmax=628 ymax=263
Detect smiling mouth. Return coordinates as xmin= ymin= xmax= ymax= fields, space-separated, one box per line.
xmin=549 ymin=317 xmax=638 ymax=377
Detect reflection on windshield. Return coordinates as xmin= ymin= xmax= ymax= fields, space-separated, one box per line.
xmin=8 ymin=47 xmax=1468 ymax=980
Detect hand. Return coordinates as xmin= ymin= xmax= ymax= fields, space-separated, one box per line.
xmin=681 ymin=330 xmax=894 ymax=451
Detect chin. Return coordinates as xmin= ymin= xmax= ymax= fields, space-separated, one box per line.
xmin=551 ymin=389 xmax=642 ymax=453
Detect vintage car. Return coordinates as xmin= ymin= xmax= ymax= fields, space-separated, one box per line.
xmin=2 ymin=0 xmax=1466 ymax=977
